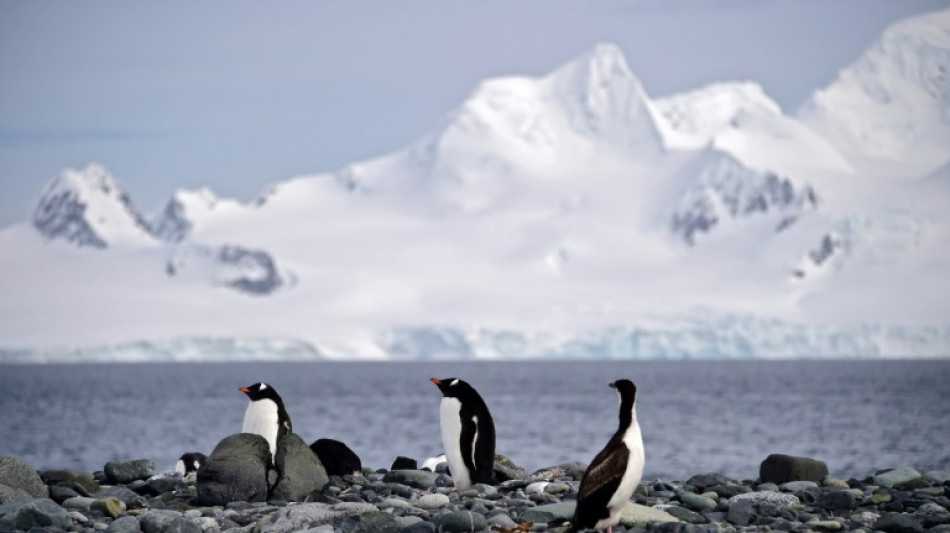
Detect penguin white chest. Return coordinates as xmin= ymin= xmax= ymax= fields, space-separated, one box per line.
xmin=439 ymin=397 xmax=473 ymax=490
xmin=243 ymin=399 xmax=280 ymax=460
xmin=599 ymin=422 xmax=645 ymax=530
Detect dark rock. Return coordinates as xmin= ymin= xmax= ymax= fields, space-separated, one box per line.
xmin=40 ymin=470 xmax=98 ymax=494
xmin=144 ymin=473 xmax=187 ymax=496
xmin=196 ymin=433 xmax=272 ymax=506
xmin=494 ymin=454 xmax=529 ymax=482
xmin=815 ymin=490 xmax=857 ymax=510
xmin=665 ymin=506 xmax=707 ymax=523
xmin=274 ymin=433 xmax=330 ymax=502
xmin=439 ymin=510 xmax=490 ymax=532
xmin=138 ymin=509 xmax=183 ymax=533
xmin=48 ymin=485 xmax=80 ymax=504
xmin=678 ymin=492 xmax=717 ymax=512
xmin=255 ymin=502 xmax=377 ymax=533
xmin=0 ymin=484 xmax=35 ymax=505
xmin=897 ymin=478 xmax=932 ymax=490
xmin=390 ymin=456 xmax=418 ymax=471
xmin=164 ymin=516 xmax=202 ymax=533
xmin=92 ymin=497 xmax=125 ymax=519
xmin=104 ymin=460 xmax=155 ymax=485
xmin=0 ymin=498 xmax=71 ymax=531
xmin=726 ymin=500 xmax=755 ymax=526
xmin=875 ymin=467 xmax=923 ymax=489
xmin=401 ymin=520 xmax=437 ymax=533
xmin=340 ymin=511 xmax=400 ymax=533
xmin=0 ymin=457 xmax=49 ymax=502
xmin=708 ymin=485 xmax=750 ymax=499
xmin=759 ymin=454 xmax=828 ymax=484
xmin=310 ymin=439 xmax=361 ymax=478
xmin=686 ymin=473 xmax=733 ymax=491
xmin=874 ymin=513 xmax=924 ymax=533
xmin=105 ymin=515 xmax=141 ymax=533
xmin=383 ymin=470 xmax=438 ymax=490
xmin=97 ymin=486 xmax=147 ymax=509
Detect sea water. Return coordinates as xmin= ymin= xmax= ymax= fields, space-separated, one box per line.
xmin=0 ymin=360 xmax=947 ymax=481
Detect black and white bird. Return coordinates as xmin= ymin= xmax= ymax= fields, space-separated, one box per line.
xmin=174 ymin=452 xmax=207 ymax=475
xmin=572 ymin=379 xmax=645 ymax=533
xmin=239 ymin=382 xmax=292 ymax=461
xmin=430 ymin=377 xmax=496 ymax=490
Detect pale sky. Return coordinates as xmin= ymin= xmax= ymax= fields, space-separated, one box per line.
xmin=0 ymin=0 xmax=945 ymax=227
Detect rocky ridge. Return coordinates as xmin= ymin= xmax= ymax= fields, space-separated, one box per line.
xmin=2 ymin=452 xmax=948 ymax=533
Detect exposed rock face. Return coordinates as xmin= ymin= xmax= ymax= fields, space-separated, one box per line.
xmin=196 ymin=434 xmax=272 ymax=506
xmin=272 ymin=433 xmax=329 ymax=502
xmin=759 ymin=454 xmax=829 ymax=484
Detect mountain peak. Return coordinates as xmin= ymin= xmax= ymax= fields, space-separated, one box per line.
xmin=543 ymin=43 xmax=661 ymax=151
xmin=31 ymin=164 xmax=155 ymax=248
xmin=797 ymin=8 xmax=950 ymax=166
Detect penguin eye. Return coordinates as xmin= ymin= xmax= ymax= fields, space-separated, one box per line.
xmin=450 ymin=379 xmax=459 ymax=386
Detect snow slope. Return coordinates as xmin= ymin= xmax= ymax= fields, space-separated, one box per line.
xmin=2 ymin=14 xmax=950 ymax=361
xmin=798 ymin=8 xmax=950 ymax=171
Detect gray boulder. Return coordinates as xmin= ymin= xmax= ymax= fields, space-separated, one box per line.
xmin=272 ymin=432 xmax=329 ymax=502
xmin=41 ymin=469 xmax=99 ymax=494
xmin=517 ymin=501 xmax=576 ymax=524
xmin=256 ymin=502 xmax=377 ymax=533
xmin=340 ymin=511 xmax=400 ymax=533
xmin=0 ymin=457 xmax=48 ymax=503
xmin=165 ymin=516 xmax=203 ymax=533
xmin=686 ymin=473 xmax=733 ymax=491
xmin=196 ymin=433 xmax=272 ymax=506
xmin=382 ymin=470 xmax=438 ymax=489
xmin=493 ymin=454 xmax=528 ymax=481
xmin=0 ymin=484 xmax=35 ymax=505
xmin=438 ymin=510 xmax=490 ymax=532
xmin=106 ymin=515 xmax=142 ymax=533
xmin=105 ymin=459 xmax=156 ymax=484
xmin=679 ymin=491 xmax=718 ymax=511
xmin=0 ymin=498 xmax=70 ymax=531
xmin=874 ymin=466 xmax=922 ymax=488
xmin=759 ymin=454 xmax=828 ymax=484
xmin=139 ymin=509 xmax=184 ymax=533
xmin=98 ymin=485 xmax=148 ymax=509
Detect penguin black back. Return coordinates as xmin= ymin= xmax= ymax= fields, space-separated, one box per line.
xmin=572 ymin=379 xmax=644 ymax=533
xmin=310 ymin=438 xmax=362 ymax=477
xmin=431 ymin=377 xmax=496 ymax=487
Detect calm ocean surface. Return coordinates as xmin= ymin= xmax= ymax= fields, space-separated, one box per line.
xmin=1 ymin=360 xmax=948 ymax=481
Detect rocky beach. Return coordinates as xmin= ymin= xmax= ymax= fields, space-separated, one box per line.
xmin=2 ymin=435 xmax=949 ymax=533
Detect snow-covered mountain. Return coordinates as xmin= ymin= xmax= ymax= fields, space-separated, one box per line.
xmin=798 ymin=8 xmax=950 ymax=171
xmin=2 ymin=10 xmax=950 ymax=361
xmin=30 ymin=164 xmax=157 ymax=249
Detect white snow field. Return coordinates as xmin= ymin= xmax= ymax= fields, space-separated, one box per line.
xmin=2 ymin=11 xmax=949 ymax=361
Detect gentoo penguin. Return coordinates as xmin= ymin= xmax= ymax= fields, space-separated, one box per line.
xmin=430 ymin=377 xmax=496 ymax=490
xmin=572 ymin=379 xmax=645 ymax=533
xmin=239 ymin=382 xmax=292 ymax=461
xmin=421 ymin=454 xmax=447 ymax=473
xmin=174 ymin=452 xmax=207 ymax=475
xmin=310 ymin=438 xmax=362 ymax=477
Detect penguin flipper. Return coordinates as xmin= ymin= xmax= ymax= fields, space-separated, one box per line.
xmin=577 ymin=442 xmax=628 ymax=500
xmin=459 ymin=412 xmax=478 ymax=475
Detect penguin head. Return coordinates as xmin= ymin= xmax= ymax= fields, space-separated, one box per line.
xmin=239 ymin=382 xmax=282 ymax=402
xmin=609 ymin=379 xmax=637 ymax=403
xmin=430 ymin=377 xmax=474 ymax=399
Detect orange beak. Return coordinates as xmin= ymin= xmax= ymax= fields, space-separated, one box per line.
xmin=430 ymin=378 xmax=441 ymax=385
xmin=239 ymin=387 xmax=251 ymax=393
